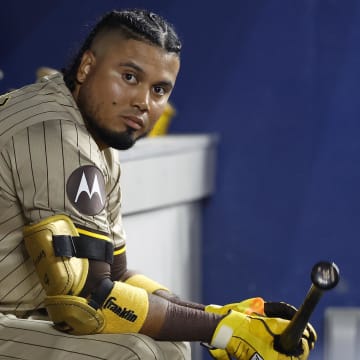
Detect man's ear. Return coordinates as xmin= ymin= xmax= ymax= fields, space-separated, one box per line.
xmin=76 ymin=50 xmax=95 ymax=84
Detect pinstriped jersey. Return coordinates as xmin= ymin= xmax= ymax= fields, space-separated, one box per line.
xmin=0 ymin=74 xmax=126 ymax=314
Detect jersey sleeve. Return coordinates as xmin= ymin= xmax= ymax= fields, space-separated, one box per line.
xmin=4 ymin=117 xmax=125 ymax=246
xmin=102 ymin=148 xmax=127 ymax=249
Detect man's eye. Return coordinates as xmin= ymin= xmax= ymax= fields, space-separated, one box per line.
xmin=153 ymin=86 xmax=165 ymax=96
xmin=123 ymin=73 xmax=137 ymax=83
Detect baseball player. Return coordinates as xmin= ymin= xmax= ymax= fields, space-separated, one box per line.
xmin=0 ymin=9 xmax=316 ymax=360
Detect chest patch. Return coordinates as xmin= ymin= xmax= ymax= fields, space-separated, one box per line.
xmin=67 ymin=165 xmax=106 ymax=215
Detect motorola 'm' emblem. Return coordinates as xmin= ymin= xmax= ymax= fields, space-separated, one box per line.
xmin=67 ymin=165 xmax=106 ymax=215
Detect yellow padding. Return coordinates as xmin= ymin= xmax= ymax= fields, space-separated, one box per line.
xmin=23 ymin=214 xmax=88 ymax=296
xmin=45 ymin=281 xmax=149 ymax=335
xmin=125 ymin=274 xmax=169 ymax=294
xmin=45 ymin=295 xmax=104 ymax=334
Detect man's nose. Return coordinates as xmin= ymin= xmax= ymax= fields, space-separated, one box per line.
xmin=131 ymin=87 xmax=150 ymax=112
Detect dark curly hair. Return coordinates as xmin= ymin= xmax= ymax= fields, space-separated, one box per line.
xmin=63 ymin=9 xmax=182 ymax=91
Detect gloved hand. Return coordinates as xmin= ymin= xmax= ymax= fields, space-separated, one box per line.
xmin=205 ymin=297 xmax=265 ymax=359
xmin=205 ymin=298 xmax=316 ymax=359
xmin=264 ymin=301 xmax=316 ymax=350
xmin=209 ymin=310 xmax=310 ymax=360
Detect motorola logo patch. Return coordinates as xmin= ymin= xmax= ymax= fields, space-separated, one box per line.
xmin=67 ymin=165 xmax=106 ymax=215
xmin=250 ymin=353 xmax=263 ymax=360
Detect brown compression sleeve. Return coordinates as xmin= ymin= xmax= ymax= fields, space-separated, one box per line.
xmin=80 ymin=246 xmax=129 ymax=297
xmin=118 ymin=260 xmax=206 ymax=311
xmin=155 ymin=298 xmax=221 ymax=342
xmin=154 ymin=289 xmax=206 ymax=310
xmin=111 ymin=249 xmax=218 ymax=340
xmin=110 ymin=247 xmax=128 ymax=280
xmin=142 ymin=293 xmax=221 ymax=343
xmin=79 ymin=259 xmax=111 ymax=297
xmin=78 ymin=259 xmax=219 ymax=341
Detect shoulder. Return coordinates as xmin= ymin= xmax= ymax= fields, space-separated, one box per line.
xmin=0 ymin=74 xmax=83 ymax=149
xmin=103 ymin=148 xmax=120 ymax=170
xmin=0 ymin=73 xmax=74 ymax=116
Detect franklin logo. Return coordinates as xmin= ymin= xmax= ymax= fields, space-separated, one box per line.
xmin=67 ymin=165 xmax=106 ymax=215
xmin=250 ymin=353 xmax=263 ymax=360
xmin=103 ymin=297 xmax=138 ymax=322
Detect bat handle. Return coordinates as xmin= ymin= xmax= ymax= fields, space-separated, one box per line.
xmin=274 ymin=261 xmax=339 ymax=355
xmin=274 ymin=285 xmax=323 ymax=354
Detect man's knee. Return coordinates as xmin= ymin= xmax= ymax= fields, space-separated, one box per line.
xmin=154 ymin=340 xmax=192 ymax=360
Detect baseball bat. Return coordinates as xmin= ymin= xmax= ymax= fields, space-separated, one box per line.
xmin=274 ymin=261 xmax=340 ymax=354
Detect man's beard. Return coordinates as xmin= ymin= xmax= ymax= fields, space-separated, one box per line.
xmin=85 ymin=113 xmax=137 ymax=150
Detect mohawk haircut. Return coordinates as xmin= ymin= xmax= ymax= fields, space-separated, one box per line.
xmin=63 ymin=9 xmax=182 ymax=91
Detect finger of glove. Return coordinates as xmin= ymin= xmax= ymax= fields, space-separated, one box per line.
xmin=265 ymin=303 xmax=317 ymax=351
xmin=249 ymin=316 xmax=307 ymax=356
xmin=264 ymin=302 xmax=297 ymax=320
xmin=249 ymin=315 xmax=290 ymax=334
xmin=276 ymin=338 xmax=309 ymax=360
xmin=298 ymin=337 xmax=310 ymax=358
xmin=206 ymin=298 xmax=265 ymax=316
xmin=303 ymin=323 xmax=317 ymax=350
xmin=208 ymin=348 xmax=231 ymax=360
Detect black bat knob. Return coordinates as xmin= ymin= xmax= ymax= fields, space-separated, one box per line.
xmin=311 ymin=261 xmax=340 ymax=290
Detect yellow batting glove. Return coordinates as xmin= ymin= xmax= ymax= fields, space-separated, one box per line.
xmin=205 ymin=298 xmax=265 ymax=359
xmin=210 ymin=310 xmax=310 ymax=360
xmin=206 ymin=297 xmax=266 ymax=316
xmin=206 ymin=299 xmax=317 ymax=355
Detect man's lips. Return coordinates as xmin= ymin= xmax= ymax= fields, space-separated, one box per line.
xmin=122 ymin=116 xmax=144 ymax=130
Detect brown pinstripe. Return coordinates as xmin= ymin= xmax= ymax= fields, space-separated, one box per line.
xmin=0 ymin=74 xmax=125 ymax=314
xmin=0 ymin=75 xmax=190 ymax=359
xmin=0 ymin=312 xmax=190 ymax=359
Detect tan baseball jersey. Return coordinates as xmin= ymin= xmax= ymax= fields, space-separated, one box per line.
xmin=0 ymin=73 xmax=126 ymax=315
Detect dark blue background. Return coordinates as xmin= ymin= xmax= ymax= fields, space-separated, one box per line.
xmin=1 ymin=1 xmax=358 ymax=359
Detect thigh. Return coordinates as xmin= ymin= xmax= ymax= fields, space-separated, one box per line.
xmin=0 ymin=314 xmax=191 ymax=360
xmin=155 ymin=340 xmax=191 ymax=360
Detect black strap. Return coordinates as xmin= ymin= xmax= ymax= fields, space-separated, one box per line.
xmin=88 ymin=278 xmax=114 ymax=310
xmin=53 ymin=234 xmax=114 ymax=264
